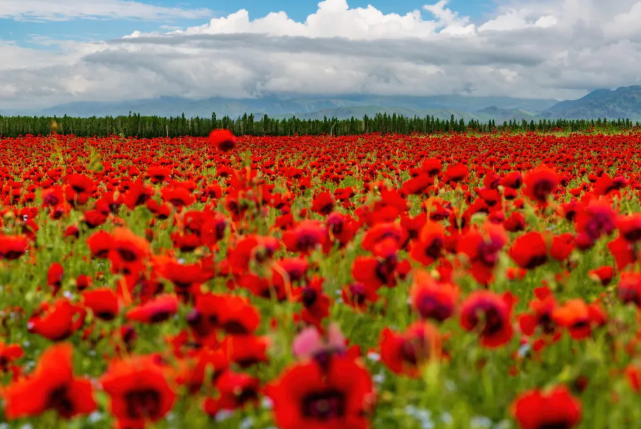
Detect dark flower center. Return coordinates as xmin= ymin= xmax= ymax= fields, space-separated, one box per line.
xmin=418 ymin=295 xmax=453 ymax=322
xmin=296 ymin=233 xmax=320 ymax=252
xmin=134 ymin=193 xmax=149 ymax=206
xmin=400 ymin=336 xmax=429 ymax=366
xmin=375 ymin=257 xmax=397 ymax=285
xmin=624 ymin=228 xmax=641 ymax=242
xmin=525 ymin=255 xmax=548 ymax=270
xmin=218 ymin=140 xmax=235 ymax=151
xmin=478 ymin=240 xmax=501 ymax=267
xmin=125 ymin=388 xmax=162 ymax=420
xmin=117 ymin=248 xmax=138 ymax=262
xmin=46 ymin=385 xmax=75 ymax=418
xmin=584 ymin=213 xmax=615 ymax=240
xmin=302 ymin=288 xmax=318 ymax=307
xmin=43 ymin=194 xmax=60 ymax=206
xmin=532 ymin=179 xmax=555 ymax=201
xmin=149 ymin=311 xmax=173 ymax=323
xmin=3 ymin=250 xmax=25 ymax=260
xmin=538 ymin=312 xmax=556 ymax=334
xmin=96 ymin=311 xmax=117 ymax=321
xmin=538 ymin=422 xmax=573 ymax=429
xmin=468 ymin=304 xmax=505 ymax=336
xmin=424 ymin=238 xmax=443 ymax=260
xmin=215 ymin=222 xmax=227 ymax=240
xmin=302 ymin=390 xmax=346 ymax=421
xmin=235 ymin=387 xmax=259 ymax=406
xmin=222 ymin=320 xmax=249 ymax=335
xmin=349 ymin=284 xmax=367 ymax=305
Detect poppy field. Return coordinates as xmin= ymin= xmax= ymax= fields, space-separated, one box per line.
xmin=1 ymin=129 xmax=641 ymax=428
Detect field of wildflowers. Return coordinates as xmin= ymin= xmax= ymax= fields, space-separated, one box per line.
xmin=0 ymin=130 xmax=640 ymax=428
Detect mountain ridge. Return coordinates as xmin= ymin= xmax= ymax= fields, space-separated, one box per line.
xmin=540 ymin=86 xmax=641 ymax=119
xmin=5 ymin=87 xmax=641 ymax=121
xmin=0 ymin=94 xmax=559 ymax=120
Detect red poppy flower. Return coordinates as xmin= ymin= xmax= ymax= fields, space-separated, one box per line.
xmin=311 ymin=191 xmax=335 ymax=216
xmin=518 ymin=287 xmax=558 ymax=337
xmin=380 ymin=321 xmax=442 ymax=377
xmin=550 ymin=233 xmax=575 ymax=262
xmin=410 ymin=272 xmax=458 ymax=322
xmin=523 ymin=167 xmax=558 ymax=204
xmin=226 ymin=235 xmax=281 ymax=275
xmin=625 ymin=363 xmax=641 ymax=393
xmin=100 ymin=354 xmax=177 ymax=429
xmin=552 ymin=299 xmax=606 ymax=340
xmin=444 ymin=163 xmax=469 ymax=183
xmin=402 ymin=173 xmax=433 ymax=195
xmin=47 ymin=262 xmax=64 ymax=295
xmin=276 ymin=257 xmax=309 ymax=284
xmin=267 ymin=356 xmax=375 ymax=429
xmin=146 ymin=166 xmax=172 ymax=184
xmin=222 ymin=334 xmax=269 ymax=368
xmin=155 ymin=257 xmax=214 ymax=297
xmin=326 ymin=212 xmax=359 ymax=246
xmin=283 ymin=220 xmax=328 ymax=254
xmin=203 ymin=370 xmax=260 ymax=417
xmin=2 ymin=344 xmax=96 ymax=420
xmin=410 ymin=222 xmax=445 ymax=266
xmin=294 ymin=277 xmax=331 ymax=328
xmin=126 ymin=294 xmax=179 ymax=324
xmin=342 ymin=283 xmax=379 ymax=310
xmin=0 ymin=342 xmax=23 ymax=373
xmin=589 ymin=266 xmax=614 ymax=286
xmin=83 ymin=288 xmax=121 ymax=321
xmin=500 ymin=172 xmax=523 ymax=189
xmin=575 ymin=199 xmax=616 ymax=245
xmin=160 ymin=186 xmax=195 ymax=210
xmin=28 ymin=299 xmax=87 ymax=342
xmin=421 ymin=158 xmax=442 ymax=176
xmin=618 ymin=272 xmax=641 ymax=307
xmin=460 ymin=291 xmax=514 ymax=348
xmin=509 ymin=232 xmax=548 ymax=270
xmin=214 ymin=294 xmax=261 ymax=335
xmin=351 ymin=248 xmax=398 ymax=290
xmin=608 ymin=236 xmax=636 ymax=270
xmin=209 ymin=129 xmax=237 ymax=152
xmin=617 ymin=214 xmax=641 ymax=242
xmin=109 ymin=228 xmax=151 ymax=275
xmin=511 ymin=385 xmax=581 ymax=429
xmin=503 ymin=211 xmax=525 ymax=232
xmin=0 ymin=235 xmax=28 ymax=260
xmin=457 ymin=223 xmax=508 ymax=284
xmin=87 ymin=230 xmax=113 ymax=258
xmin=65 ymin=174 xmax=94 ymax=204
xmin=175 ymin=348 xmax=228 ymax=393
xmin=123 ymin=180 xmax=154 ymax=210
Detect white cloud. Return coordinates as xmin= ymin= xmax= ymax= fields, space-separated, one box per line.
xmin=174 ymin=0 xmax=473 ymax=40
xmin=0 ymin=0 xmax=212 ymax=21
xmin=3 ymin=0 xmax=641 ymax=110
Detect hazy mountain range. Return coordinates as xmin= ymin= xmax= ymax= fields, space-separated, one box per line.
xmin=3 ymin=86 xmax=641 ymax=121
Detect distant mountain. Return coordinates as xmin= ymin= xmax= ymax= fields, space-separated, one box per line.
xmin=542 ymin=86 xmax=641 ymax=119
xmin=1 ymin=94 xmax=559 ymax=121
xmin=274 ymin=106 xmax=497 ymax=121
xmin=477 ymin=106 xmax=538 ymax=122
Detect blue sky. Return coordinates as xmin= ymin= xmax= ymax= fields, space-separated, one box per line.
xmin=0 ymin=0 xmax=495 ymax=45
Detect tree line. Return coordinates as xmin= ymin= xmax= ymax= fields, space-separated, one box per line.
xmin=0 ymin=112 xmax=637 ymax=138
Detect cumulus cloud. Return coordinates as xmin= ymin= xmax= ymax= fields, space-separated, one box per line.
xmin=2 ymin=0 xmax=641 ymax=109
xmin=167 ymin=0 xmax=472 ymax=40
xmin=0 ymin=0 xmax=212 ymax=22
